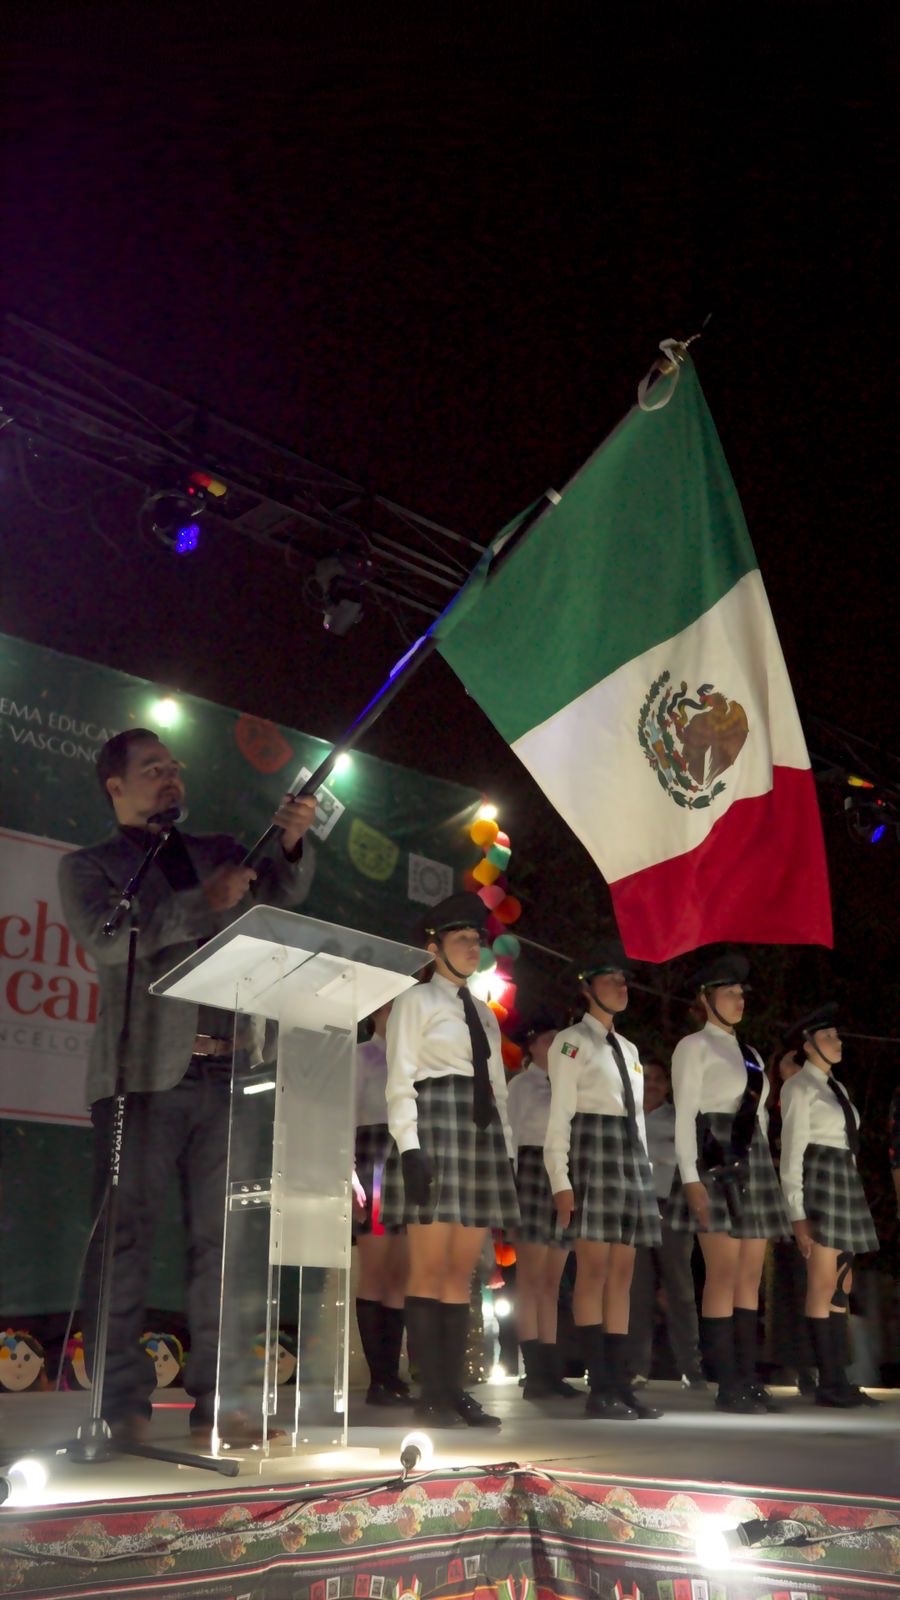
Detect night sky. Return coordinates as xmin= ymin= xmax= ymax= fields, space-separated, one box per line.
xmin=1 ymin=4 xmax=896 ymax=1026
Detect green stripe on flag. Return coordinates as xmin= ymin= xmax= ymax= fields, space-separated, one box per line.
xmin=437 ymin=362 xmax=757 ymax=746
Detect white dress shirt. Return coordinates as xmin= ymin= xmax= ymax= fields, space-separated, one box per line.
xmin=507 ymin=1063 xmax=552 ymax=1150
xmin=385 ymin=972 xmax=513 ymax=1158
xmin=671 ymin=1023 xmax=769 ymax=1184
xmin=779 ymin=1060 xmax=861 ymax=1222
xmin=544 ymin=1013 xmax=647 ymax=1194
xmin=355 ymin=1034 xmax=389 ymax=1128
xmin=644 ymin=1101 xmax=678 ymax=1200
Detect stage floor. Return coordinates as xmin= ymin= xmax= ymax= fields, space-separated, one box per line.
xmin=2 ymin=1379 xmax=897 ymax=1505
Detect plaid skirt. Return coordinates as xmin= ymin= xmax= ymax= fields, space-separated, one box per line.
xmin=666 ymin=1112 xmax=790 ymax=1239
xmin=555 ymin=1113 xmax=661 ymax=1248
xmin=353 ymin=1122 xmax=405 ymax=1237
xmin=803 ymin=1144 xmax=878 ymax=1253
xmin=515 ymin=1145 xmax=558 ymax=1246
xmin=380 ymin=1074 xmax=520 ymax=1230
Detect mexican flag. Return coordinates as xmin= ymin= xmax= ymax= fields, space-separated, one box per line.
xmin=437 ymin=359 xmax=832 ymax=962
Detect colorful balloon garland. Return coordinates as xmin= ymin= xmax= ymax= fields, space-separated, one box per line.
xmin=467 ymin=805 xmax=524 ymax=1069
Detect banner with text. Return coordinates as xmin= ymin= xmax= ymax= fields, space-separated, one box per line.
xmin=0 ymin=631 xmax=479 ymax=1125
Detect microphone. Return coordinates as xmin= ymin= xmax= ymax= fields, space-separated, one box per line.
xmin=147 ymin=805 xmax=186 ymax=829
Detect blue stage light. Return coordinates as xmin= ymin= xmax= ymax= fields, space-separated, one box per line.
xmin=870 ymin=824 xmax=887 ymax=843
xmin=174 ymin=522 xmax=200 ymax=554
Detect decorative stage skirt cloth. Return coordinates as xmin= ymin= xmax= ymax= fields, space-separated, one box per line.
xmin=515 ymin=1143 xmax=558 ymax=1245
xmin=380 ymin=1073 xmax=521 ymax=1229
xmin=554 ymin=1112 xmax=662 ymax=1248
xmin=803 ymin=1142 xmax=879 ymax=1253
xmin=666 ymin=1111 xmax=790 ymax=1239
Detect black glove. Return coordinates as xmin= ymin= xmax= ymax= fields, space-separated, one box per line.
xmin=401 ymin=1148 xmax=432 ymax=1207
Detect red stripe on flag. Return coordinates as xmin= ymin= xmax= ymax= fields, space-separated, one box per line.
xmin=610 ymin=766 xmax=832 ymax=962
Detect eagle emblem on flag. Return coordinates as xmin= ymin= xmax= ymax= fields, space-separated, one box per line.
xmin=638 ymin=670 xmax=749 ymax=809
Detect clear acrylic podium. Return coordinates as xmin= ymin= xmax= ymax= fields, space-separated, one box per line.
xmin=152 ymin=906 xmax=424 ymax=1455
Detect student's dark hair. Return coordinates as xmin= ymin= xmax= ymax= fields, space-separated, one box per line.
xmin=96 ymin=729 xmax=159 ymax=805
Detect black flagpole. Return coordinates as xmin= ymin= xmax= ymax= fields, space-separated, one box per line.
xmin=242 ymin=488 xmax=560 ymax=867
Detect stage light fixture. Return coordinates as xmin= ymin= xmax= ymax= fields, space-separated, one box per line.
xmin=476 ymin=802 xmax=498 ymax=821
xmin=313 ymin=552 xmax=373 ymax=636
xmin=399 ymin=1430 xmax=434 ymax=1479
xmin=150 ymin=697 xmax=180 ymax=728
xmin=174 ymin=522 xmax=201 ymax=554
xmin=844 ymin=792 xmax=897 ymax=845
xmin=0 ymin=1456 xmax=48 ymax=1507
xmin=493 ymin=1297 xmax=512 ymax=1319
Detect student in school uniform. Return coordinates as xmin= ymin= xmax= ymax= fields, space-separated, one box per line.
xmin=379 ymin=892 xmax=519 ymax=1429
xmin=353 ymin=1000 xmax=411 ymax=1407
xmin=666 ymin=951 xmax=790 ymax=1415
xmin=507 ymin=1011 xmax=578 ymax=1401
xmin=544 ymin=940 xmax=663 ymax=1421
xmin=780 ymin=1003 xmax=880 ymax=1408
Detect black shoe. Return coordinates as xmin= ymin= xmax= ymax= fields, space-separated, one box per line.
xmin=844 ymin=1384 xmax=880 ymax=1408
xmin=796 ymin=1367 xmax=817 ymax=1396
xmin=522 ymin=1376 xmax=554 ymax=1401
xmin=616 ymin=1385 xmax=663 ymax=1419
xmin=814 ymin=1383 xmax=865 ymax=1409
xmin=745 ymin=1381 xmax=785 ymax=1412
xmin=681 ymin=1370 xmax=709 ymax=1392
xmin=383 ymin=1375 xmax=412 ymax=1398
xmin=714 ymin=1385 xmax=767 ymax=1415
xmin=548 ymin=1375 xmax=580 ymax=1398
xmin=366 ymin=1382 xmax=411 ymax=1407
xmin=454 ymin=1390 xmax=502 ymax=1428
xmin=412 ymin=1400 xmax=465 ymax=1428
xmin=585 ymin=1390 xmax=638 ymax=1420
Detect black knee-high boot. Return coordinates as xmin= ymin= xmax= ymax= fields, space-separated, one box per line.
xmin=521 ymin=1339 xmax=551 ymax=1400
xmin=605 ymin=1331 xmax=662 ymax=1419
xmin=356 ymin=1299 xmax=390 ymax=1400
xmin=540 ymin=1342 xmax=579 ymax=1398
xmin=581 ymin=1324 xmax=631 ymax=1420
xmin=829 ymin=1313 xmax=878 ymax=1406
xmin=702 ymin=1316 xmax=763 ymax=1414
xmin=442 ymin=1303 xmax=501 ymax=1428
xmin=807 ymin=1315 xmax=855 ymax=1407
xmin=406 ymin=1297 xmax=458 ymax=1423
xmin=378 ymin=1305 xmax=410 ymax=1397
xmin=733 ymin=1307 xmax=782 ymax=1411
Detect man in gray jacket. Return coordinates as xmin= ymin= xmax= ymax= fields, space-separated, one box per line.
xmin=58 ymin=727 xmax=316 ymax=1445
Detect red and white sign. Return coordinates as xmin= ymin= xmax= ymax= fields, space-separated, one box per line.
xmin=0 ymin=829 xmax=95 ymax=1125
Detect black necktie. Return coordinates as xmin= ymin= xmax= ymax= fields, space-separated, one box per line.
xmin=606 ymin=1028 xmax=640 ymax=1149
xmin=459 ymin=987 xmax=493 ymax=1130
xmin=828 ymin=1074 xmax=860 ymax=1159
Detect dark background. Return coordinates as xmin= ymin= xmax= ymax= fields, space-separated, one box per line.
xmin=1 ymin=3 xmax=896 ymax=1060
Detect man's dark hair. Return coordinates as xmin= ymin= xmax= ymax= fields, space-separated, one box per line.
xmin=96 ymin=729 xmax=159 ymax=805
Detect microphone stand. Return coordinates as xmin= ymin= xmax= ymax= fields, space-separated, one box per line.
xmin=64 ymin=821 xmax=238 ymax=1478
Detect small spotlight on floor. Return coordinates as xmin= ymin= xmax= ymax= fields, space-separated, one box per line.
xmin=695 ymin=1515 xmax=776 ymax=1568
xmin=399 ymin=1430 xmax=434 ymax=1479
xmin=0 ymin=1456 xmax=48 ymax=1507
xmin=493 ymin=1297 xmax=512 ymax=1319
